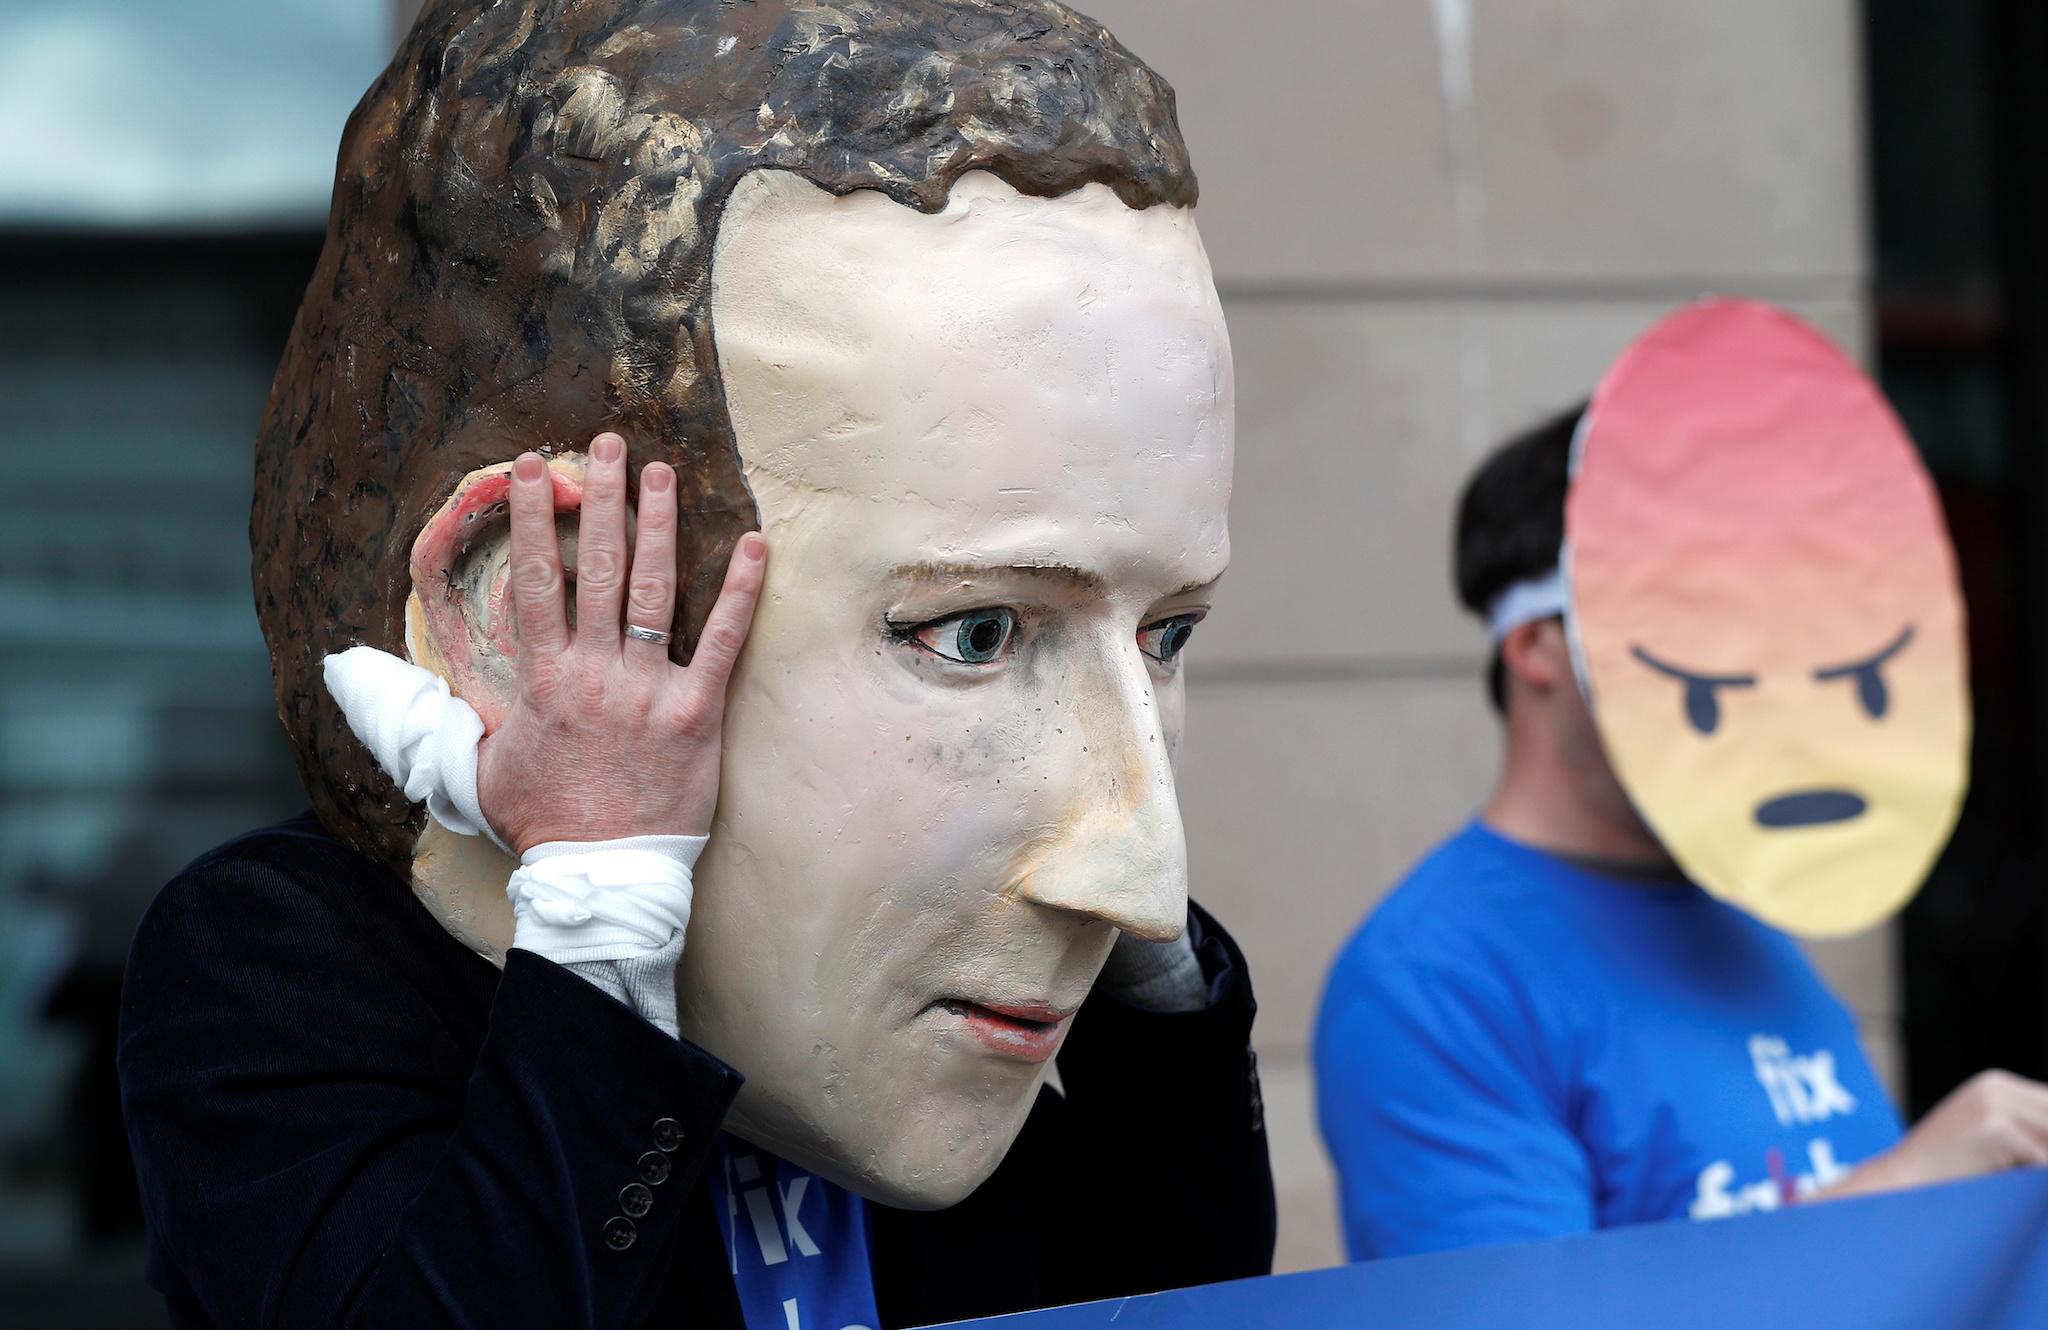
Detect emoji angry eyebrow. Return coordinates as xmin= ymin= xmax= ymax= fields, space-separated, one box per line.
xmin=1629 ymin=645 xmax=1757 ymax=688
xmin=1814 ymin=624 xmax=1916 ymax=680
xmin=890 ymin=560 xmax=1104 ymax=592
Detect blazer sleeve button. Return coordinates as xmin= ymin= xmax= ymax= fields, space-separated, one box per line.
xmin=620 ymin=1182 xmax=654 ymax=1218
xmin=652 ymin=1117 xmax=684 ymax=1152
xmin=603 ymin=1216 xmax=638 ymax=1252
xmin=638 ymin=1151 xmax=673 ymax=1186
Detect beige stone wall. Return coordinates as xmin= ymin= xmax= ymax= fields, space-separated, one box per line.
xmin=1076 ymin=0 xmax=1888 ymax=1272
xmin=387 ymin=0 xmax=1891 ymax=1275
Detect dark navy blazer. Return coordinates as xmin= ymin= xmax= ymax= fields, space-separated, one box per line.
xmin=118 ymin=815 xmax=1273 ymax=1328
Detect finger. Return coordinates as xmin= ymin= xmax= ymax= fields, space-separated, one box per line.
xmin=1976 ymin=1076 xmax=2048 ymax=1131
xmin=506 ymin=452 xmax=568 ymax=660
xmin=2010 ymin=1097 xmax=2048 ymax=1144
xmin=686 ymin=532 xmax=767 ymax=693
xmin=2007 ymin=1121 xmax=2048 ymax=1169
xmin=623 ymin=462 xmax=679 ymax=678
xmin=573 ymin=432 xmax=630 ymax=650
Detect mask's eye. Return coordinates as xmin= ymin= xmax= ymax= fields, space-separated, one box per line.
xmin=1629 ymin=645 xmax=1757 ymax=737
xmin=1681 ymin=680 xmax=1723 ymax=735
xmin=907 ymin=608 xmax=1018 ymax=664
xmin=1139 ymin=611 xmax=1206 ymax=666
xmin=1813 ymin=625 xmax=1914 ymax=720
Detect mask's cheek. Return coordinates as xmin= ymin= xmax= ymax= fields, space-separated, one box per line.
xmin=804 ymin=737 xmax=1056 ymax=989
xmin=1155 ymin=673 xmax=1189 ymax=767
xmin=808 ymin=833 xmax=984 ymax=1029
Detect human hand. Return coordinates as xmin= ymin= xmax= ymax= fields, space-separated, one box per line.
xmin=476 ymin=432 xmax=766 ymax=853
xmin=1820 ymin=1069 xmax=2048 ymax=1200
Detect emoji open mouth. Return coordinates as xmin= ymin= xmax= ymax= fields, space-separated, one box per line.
xmin=1753 ymin=789 xmax=1868 ymax=829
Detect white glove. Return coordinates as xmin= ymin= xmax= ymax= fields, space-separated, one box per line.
xmin=323 ymin=646 xmax=506 ymax=852
xmin=508 ymin=836 xmax=703 ymax=964
xmin=323 ymin=646 xmax=700 ymax=1034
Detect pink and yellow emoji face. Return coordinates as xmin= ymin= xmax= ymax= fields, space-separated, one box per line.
xmin=1566 ymin=300 xmax=1970 ymax=937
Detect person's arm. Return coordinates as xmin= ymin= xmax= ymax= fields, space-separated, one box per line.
xmin=1057 ymin=903 xmax=1274 ymax=1292
xmin=1815 ymin=1069 xmax=2048 ymax=1202
xmin=1315 ymin=934 xmax=1593 ymax=1260
xmin=124 ymin=437 xmax=766 ymax=1327
xmin=1041 ymin=903 xmax=1275 ymax=1303
xmin=121 ymin=841 xmax=741 ymax=1330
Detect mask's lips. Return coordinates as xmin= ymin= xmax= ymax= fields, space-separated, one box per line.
xmin=927 ymin=997 xmax=1075 ymax=1063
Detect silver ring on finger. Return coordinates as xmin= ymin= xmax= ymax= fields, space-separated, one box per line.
xmin=624 ymin=623 xmax=674 ymax=646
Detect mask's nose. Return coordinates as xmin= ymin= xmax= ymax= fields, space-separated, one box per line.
xmin=1011 ymin=628 xmax=1188 ymax=942
xmin=1753 ymin=789 xmax=1868 ymax=829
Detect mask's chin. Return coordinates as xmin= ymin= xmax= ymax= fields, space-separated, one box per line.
xmin=847 ymin=1149 xmax=1005 ymax=1212
xmin=719 ymin=1069 xmax=1042 ymax=1211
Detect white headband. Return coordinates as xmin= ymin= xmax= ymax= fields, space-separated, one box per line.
xmin=1486 ymin=565 xmax=1567 ymax=642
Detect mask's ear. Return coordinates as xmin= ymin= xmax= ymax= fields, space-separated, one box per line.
xmin=402 ymin=452 xmax=614 ymax=965
xmin=405 ymin=452 xmax=592 ymax=729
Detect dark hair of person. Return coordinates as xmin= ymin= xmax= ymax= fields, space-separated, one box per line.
xmin=1452 ymin=402 xmax=1585 ymax=711
xmin=252 ymin=0 xmax=1197 ymax=872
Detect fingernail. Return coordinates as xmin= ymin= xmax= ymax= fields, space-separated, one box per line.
xmin=643 ymin=464 xmax=672 ymax=493
xmin=513 ymin=453 xmax=544 ymax=481
xmin=739 ymin=532 xmax=765 ymax=561
xmin=593 ymin=433 xmax=624 ymax=463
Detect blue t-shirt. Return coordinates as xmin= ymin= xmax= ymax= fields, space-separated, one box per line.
xmin=709 ymin=1135 xmax=880 ymax=1330
xmin=1313 ymin=821 xmax=1903 ymax=1261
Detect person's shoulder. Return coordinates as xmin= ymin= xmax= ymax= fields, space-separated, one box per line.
xmin=119 ymin=817 xmax=504 ymax=1131
xmin=1354 ymin=824 xmax=1547 ymax=954
xmin=1708 ymin=896 xmax=1858 ymax=1003
xmin=1321 ymin=825 xmax=1520 ymax=1002
xmin=189 ymin=811 xmax=374 ymax=871
xmin=132 ymin=813 xmax=407 ymax=965
xmin=158 ymin=810 xmax=385 ymax=900
xmin=1315 ymin=825 xmax=1580 ymax=1077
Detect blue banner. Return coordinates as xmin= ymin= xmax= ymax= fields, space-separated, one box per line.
xmin=956 ymin=1169 xmax=2048 ymax=1329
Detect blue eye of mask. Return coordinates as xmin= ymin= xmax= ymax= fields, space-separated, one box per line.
xmin=898 ymin=607 xmax=1018 ymax=664
xmin=1140 ymin=613 xmax=1204 ymax=665
xmin=951 ymin=609 xmax=1015 ymax=664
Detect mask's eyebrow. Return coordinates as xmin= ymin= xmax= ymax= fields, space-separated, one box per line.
xmin=1814 ymin=624 xmax=1916 ymax=680
xmin=1630 ymin=645 xmax=1757 ymax=688
xmin=890 ymin=560 xmax=1104 ymax=592
xmin=1165 ymin=574 xmax=1222 ymax=599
